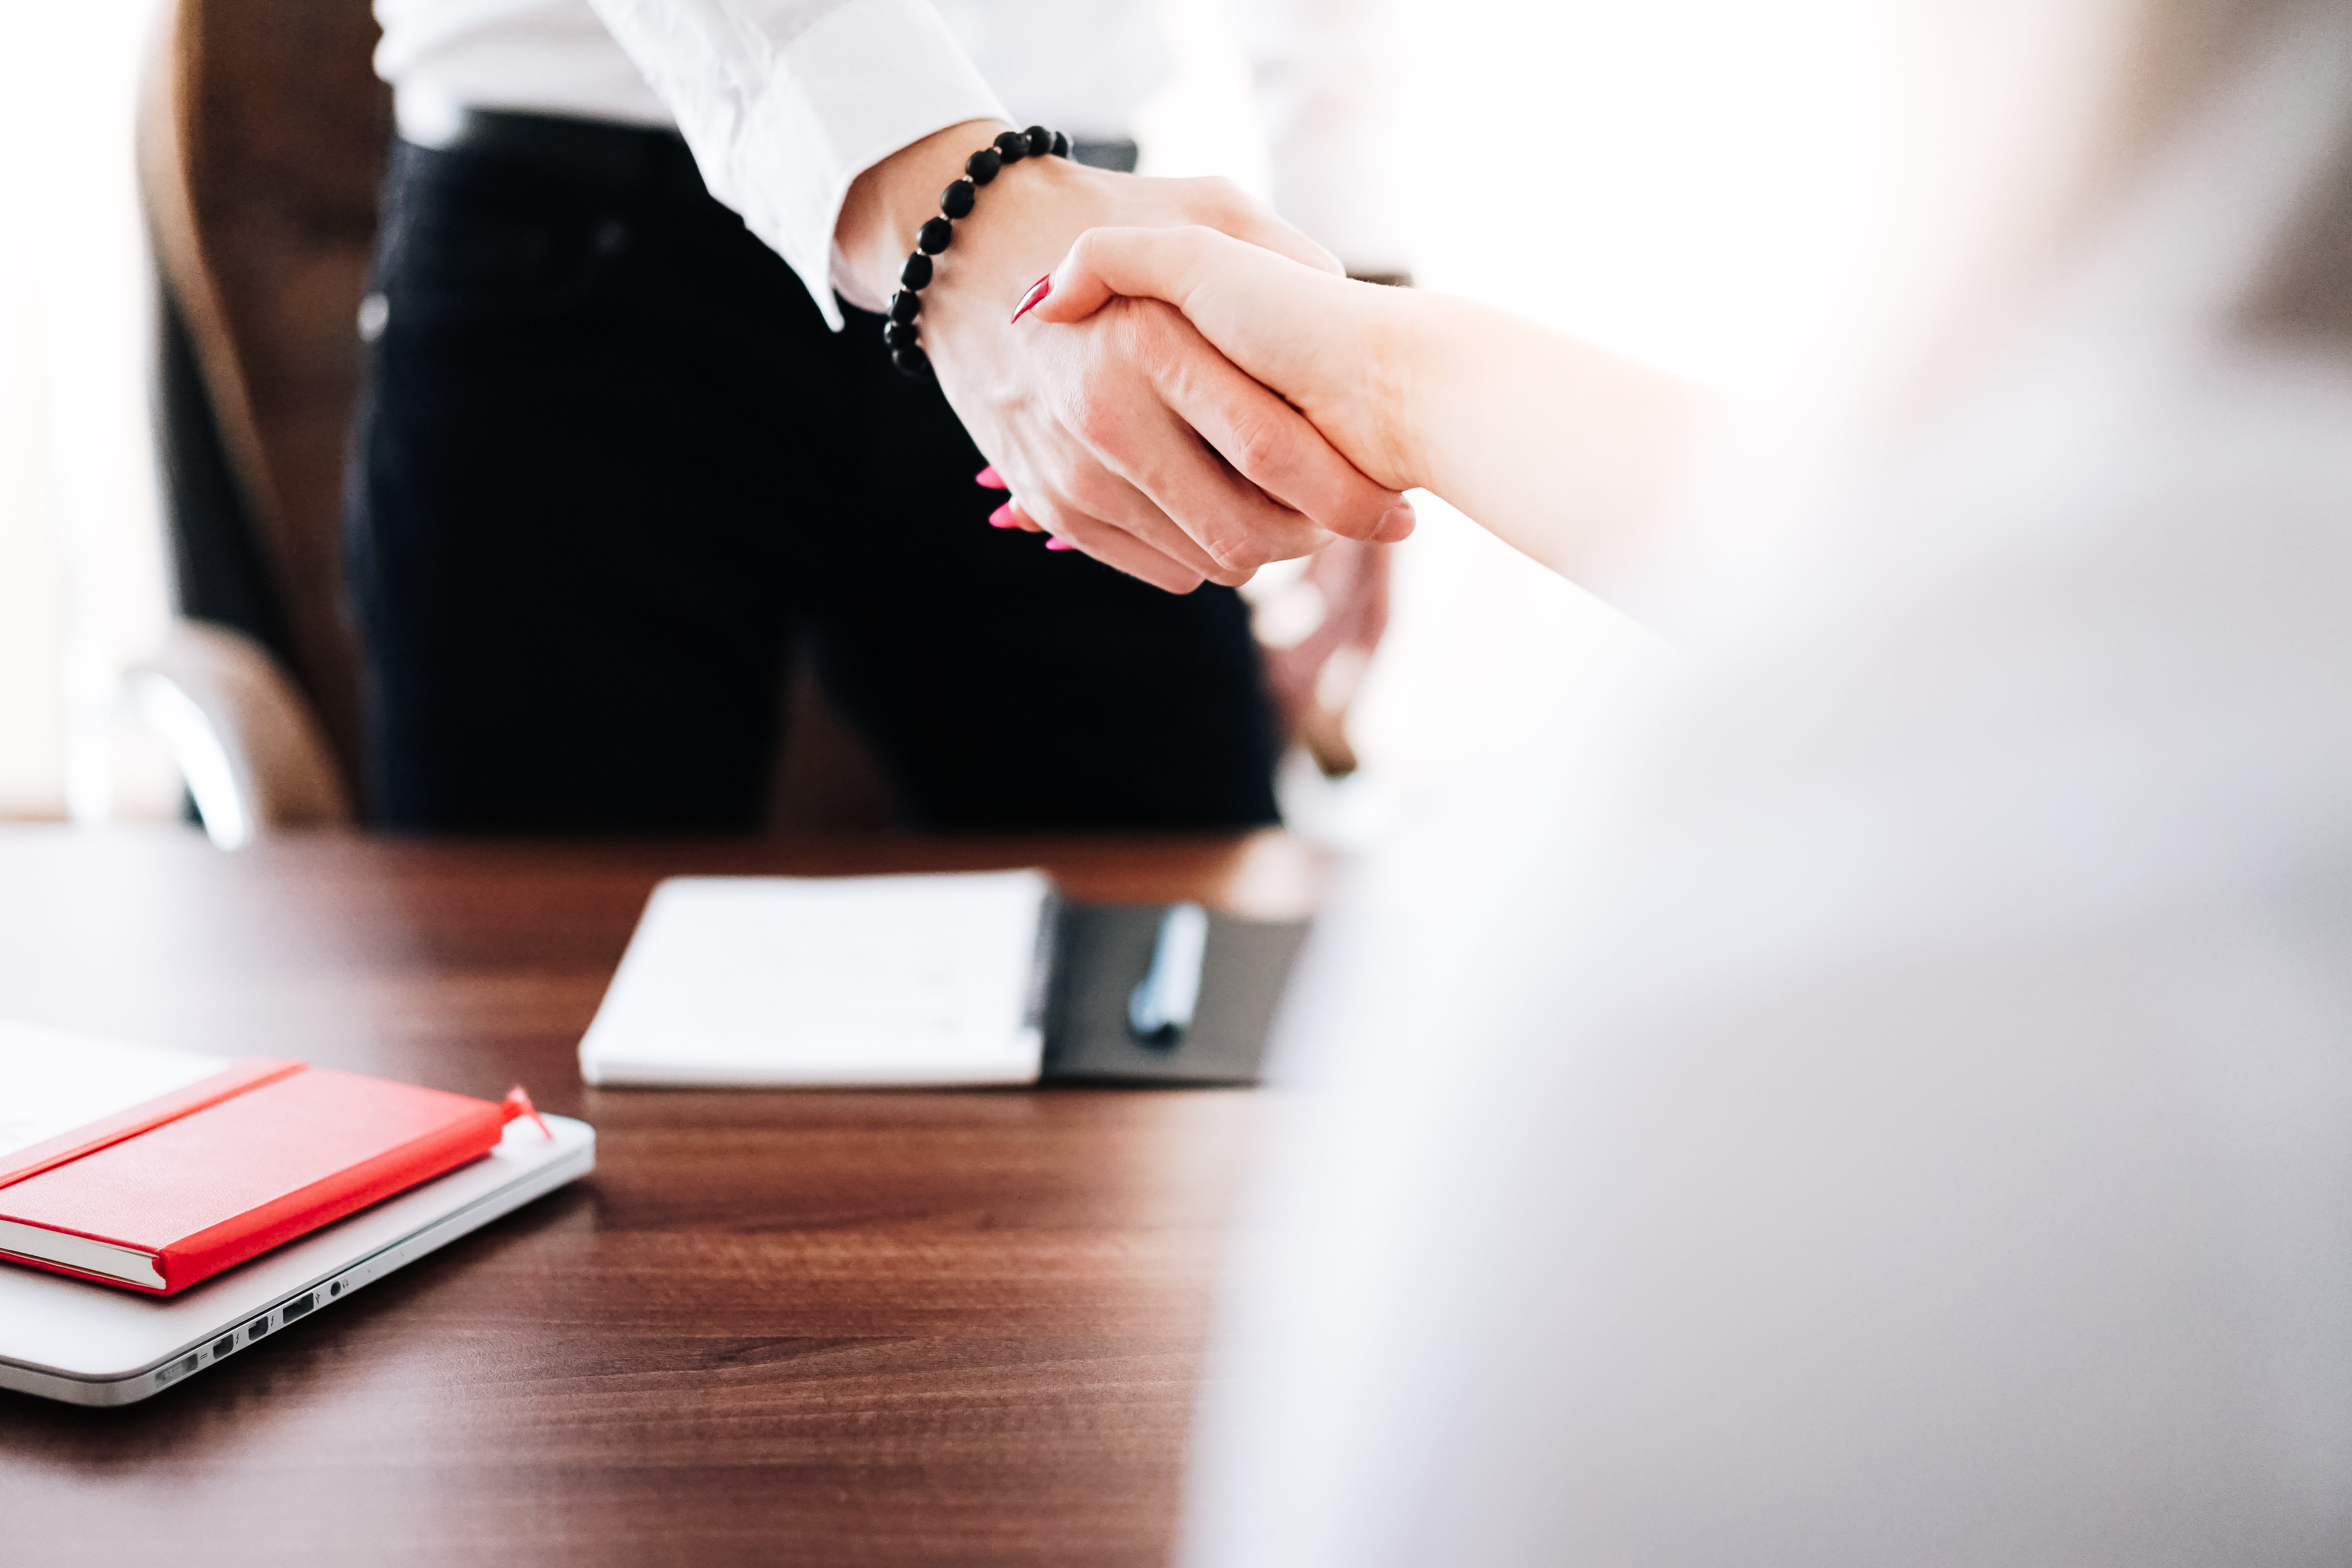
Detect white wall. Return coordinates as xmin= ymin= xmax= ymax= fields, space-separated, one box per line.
xmin=1140 ymin=0 xmax=1882 ymax=825
xmin=0 ymin=0 xmax=180 ymax=824
xmin=0 ymin=122 xmax=71 ymax=820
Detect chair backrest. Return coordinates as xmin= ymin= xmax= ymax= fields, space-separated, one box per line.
xmin=138 ymin=0 xmax=389 ymax=795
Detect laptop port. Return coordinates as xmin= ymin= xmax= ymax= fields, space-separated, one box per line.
xmin=281 ymin=1292 xmax=315 ymax=1321
xmin=212 ymin=1335 xmax=234 ymax=1358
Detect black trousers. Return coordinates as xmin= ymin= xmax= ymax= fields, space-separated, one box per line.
xmin=347 ymin=118 xmax=1280 ymax=833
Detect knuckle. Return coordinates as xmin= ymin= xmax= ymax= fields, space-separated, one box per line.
xmin=1224 ymin=408 xmax=1289 ymax=481
xmin=1189 ymin=176 xmax=1249 ymax=218
xmin=1067 ymin=469 xmax=1130 ymax=522
xmin=1057 ymin=332 xmax=1149 ymax=456
xmin=1109 ymin=298 xmax=1181 ymax=367
xmin=1197 ymin=524 xmax=1274 ymax=577
xmin=1065 ymin=393 xmax=1126 ymax=459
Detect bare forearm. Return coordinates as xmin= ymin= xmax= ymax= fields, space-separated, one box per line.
xmin=1390 ymin=292 xmax=1710 ymax=576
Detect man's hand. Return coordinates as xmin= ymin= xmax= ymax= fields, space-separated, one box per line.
xmin=837 ymin=122 xmax=1414 ymax=593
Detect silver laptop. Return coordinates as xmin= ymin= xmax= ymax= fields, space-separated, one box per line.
xmin=0 ymin=1114 xmax=593 ymax=1406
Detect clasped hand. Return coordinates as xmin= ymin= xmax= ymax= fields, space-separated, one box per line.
xmin=839 ymin=123 xmax=1413 ymax=594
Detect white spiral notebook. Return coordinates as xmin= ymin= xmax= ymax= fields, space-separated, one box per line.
xmin=578 ymin=871 xmax=1057 ymax=1088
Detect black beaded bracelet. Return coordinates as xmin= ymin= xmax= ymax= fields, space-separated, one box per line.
xmin=884 ymin=124 xmax=1070 ymax=377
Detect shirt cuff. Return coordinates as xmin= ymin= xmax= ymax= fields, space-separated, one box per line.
xmin=602 ymin=0 xmax=1009 ymax=330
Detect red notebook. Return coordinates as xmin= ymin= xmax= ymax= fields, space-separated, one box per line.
xmin=0 ymin=1054 xmax=536 ymax=1296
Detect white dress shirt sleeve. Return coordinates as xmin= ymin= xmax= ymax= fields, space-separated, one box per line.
xmin=579 ymin=0 xmax=1009 ymax=326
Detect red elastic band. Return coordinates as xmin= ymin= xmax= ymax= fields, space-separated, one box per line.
xmin=500 ymin=1085 xmax=554 ymax=1142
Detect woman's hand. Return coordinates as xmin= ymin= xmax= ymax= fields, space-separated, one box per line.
xmin=841 ymin=129 xmax=1413 ymax=592
xmin=1022 ymin=225 xmax=1428 ymax=504
xmin=1028 ymin=223 xmax=1710 ymax=586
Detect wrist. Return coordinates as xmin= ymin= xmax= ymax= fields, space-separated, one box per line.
xmin=918 ymin=154 xmax=1107 ymax=342
xmin=1368 ymin=286 xmax=1446 ymax=495
xmin=836 ymin=119 xmax=1011 ymax=310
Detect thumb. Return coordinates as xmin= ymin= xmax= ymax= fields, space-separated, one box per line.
xmin=1020 ymin=225 xmax=1229 ymax=327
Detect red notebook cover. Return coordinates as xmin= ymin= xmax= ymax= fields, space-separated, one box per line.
xmin=0 ymin=1064 xmax=514 ymax=1296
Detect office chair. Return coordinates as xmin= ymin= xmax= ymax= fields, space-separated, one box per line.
xmin=132 ymin=0 xmax=381 ymax=844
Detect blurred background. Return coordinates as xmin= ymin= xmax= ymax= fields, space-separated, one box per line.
xmin=0 ymin=0 xmax=1892 ymax=837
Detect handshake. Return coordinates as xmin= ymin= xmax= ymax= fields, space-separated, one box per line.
xmin=838 ymin=119 xmax=1421 ymax=596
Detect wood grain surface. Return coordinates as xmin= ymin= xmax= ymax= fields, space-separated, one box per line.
xmin=0 ymin=827 xmax=1326 ymax=1567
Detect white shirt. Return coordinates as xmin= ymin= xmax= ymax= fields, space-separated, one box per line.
xmin=372 ymin=0 xmax=1405 ymax=326
xmin=375 ymin=0 xmax=1167 ymax=143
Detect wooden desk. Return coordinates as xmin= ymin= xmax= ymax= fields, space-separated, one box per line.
xmin=0 ymin=827 xmax=1325 ymax=1567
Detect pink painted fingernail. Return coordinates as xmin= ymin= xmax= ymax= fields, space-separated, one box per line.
xmin=1044 ymin=537 xmax=1074 ymax=551
xmin=1010 ymin=274 xmax=1054 ymax=324
xmin=975 ymin=465 xmax=1006 ymax=488
xmin=989 ymin=501 xmax=1019 ymax=528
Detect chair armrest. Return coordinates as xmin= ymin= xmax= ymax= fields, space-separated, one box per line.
xmin=126 ymin=620 xmax=352 ymax=847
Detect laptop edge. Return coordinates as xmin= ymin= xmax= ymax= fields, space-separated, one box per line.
xmin=0 ymin=1114 xmax=594 ymax=1407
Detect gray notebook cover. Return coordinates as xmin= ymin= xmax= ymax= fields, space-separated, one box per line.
xmin=1040 ymin=904 xmax=1310 ymax=1085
